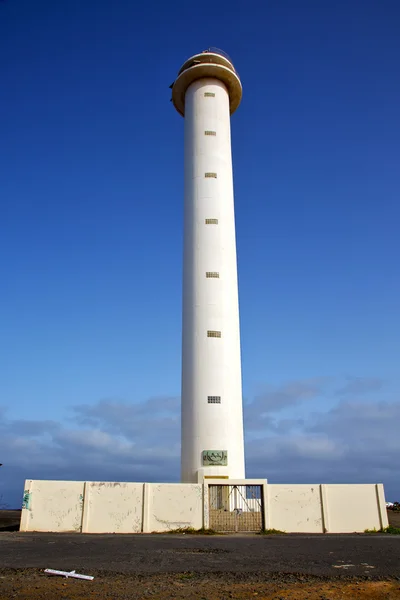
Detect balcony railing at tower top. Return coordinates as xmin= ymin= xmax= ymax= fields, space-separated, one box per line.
xmin=177 ymin=48 xmax=239 ymax=78
xmin=203 ymin=47 xmax=233 ymax=63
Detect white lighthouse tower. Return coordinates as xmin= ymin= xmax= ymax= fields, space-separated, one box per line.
xmin=171 ymin=48 xmax=245 ymax=483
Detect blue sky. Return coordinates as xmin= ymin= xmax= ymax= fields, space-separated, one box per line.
xmin=1 ymin=0 xmax=399 ymax=506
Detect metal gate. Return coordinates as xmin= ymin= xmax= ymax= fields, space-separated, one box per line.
xmin=208 ymin=485 xmax=264 ymax=532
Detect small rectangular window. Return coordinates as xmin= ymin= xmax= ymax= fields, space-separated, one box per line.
xmin=206 ymin=272 xmax=219 ymax=278
xmin=205 ymin=172 xmax=217 ymax=178
xmin=204 ymin=92 xmax=215 ymax=97
xmin=204 ymin=130 xmax=216 ymax=136
xmin=208 ymin=396 xmax=221 ymax=404
xmin=205 ymin=218 xmax=218 ymax=225
xmin=207 ymin=330 xmax=221 ymax=338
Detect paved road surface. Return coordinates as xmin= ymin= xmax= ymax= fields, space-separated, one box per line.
xmin=0 ymin=533 xmax=399 ymax=578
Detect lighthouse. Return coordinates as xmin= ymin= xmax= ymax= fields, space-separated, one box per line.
xmin=171 ymin=48 xmax=245 ymax=483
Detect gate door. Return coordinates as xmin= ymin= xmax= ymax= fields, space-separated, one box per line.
xmin=208 ymin=485 xmax=264 ymax=532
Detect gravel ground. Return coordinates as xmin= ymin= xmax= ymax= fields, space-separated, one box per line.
xmin=1 ymin=532 xmax=399 ymax=577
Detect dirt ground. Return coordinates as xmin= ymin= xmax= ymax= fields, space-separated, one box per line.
xmin=388 ymin=511 xmax=400 ymax=528
xmin=0 ymin=570 xmax=399 ymax=600
xmin=0 ymin=510 xmax=20 ymax=532
xmin=0 ymin=510 xmax=399 ymax=598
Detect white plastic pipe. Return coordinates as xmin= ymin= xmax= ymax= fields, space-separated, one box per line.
xmin=44 ymin=569 xmax=94 ymax=581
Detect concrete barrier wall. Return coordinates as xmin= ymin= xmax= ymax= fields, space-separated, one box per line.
xmin=146 ymin=483 xmax=203 ymax=532
xmin=267 ymin=484 xmax=323 ymax=533
xmin=82 ymin=482 xmax=144 ymax=533
xmin=19 ymin=480 xmax=388 ymax=533
xmin=20 ymin=480 xmax=84 ymax=533
xmin=266 ymin=483 xmax=388 ymax=533
xmin=324 ymin=483 xmax=387 ymax=533
xmin=20 ymin=481 xmax=203 ymax=533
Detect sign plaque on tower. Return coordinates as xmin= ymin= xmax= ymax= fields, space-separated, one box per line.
xmin=202 ymin=450 xmax=228 ymax=467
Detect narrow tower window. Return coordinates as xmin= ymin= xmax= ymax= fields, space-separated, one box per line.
xmin=204 ymin=130 xmax=216 ymax=136
xmin=206 ymin=272 xmax=219 ymax=278
xmin=205 ymin=218 xmax=218 ymax=225
xmin=208 ymin=396 xmax=221 ymax=404
xmin=204 ymin=92 xmax=215 ymax=97
xmin=207 ymin=330 xmax=221 ymax=338
xmin=205 ymin=172 xmax=217 ymax=178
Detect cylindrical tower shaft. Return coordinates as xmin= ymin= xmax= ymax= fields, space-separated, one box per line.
xmin=172 ymin=50 xmax=245 ymax=483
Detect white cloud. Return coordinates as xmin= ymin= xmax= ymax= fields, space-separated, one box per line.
xmin=334 ymin=376 xmax=384 ymax=396
xmin=246 ymin=377 xmax=328 ymax=418
xmin=0 ymin=378 xmax=399 ymax=506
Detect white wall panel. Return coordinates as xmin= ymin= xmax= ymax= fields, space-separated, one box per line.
xmin=82 ymin=482 xmax=143 ymax=533
xmin=20 ymin=480 xmax=84 ymax=532
xmin=146 ymin=484 xmax=203 ymax=532
xmin=268 ymin=484 xmax=323 ymax=533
